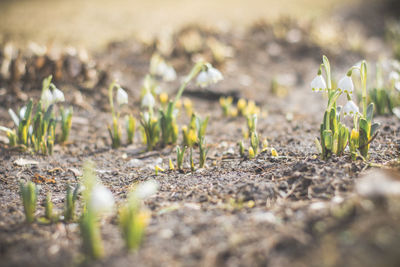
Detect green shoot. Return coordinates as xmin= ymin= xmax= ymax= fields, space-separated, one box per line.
xmin=19 ymin=181 xmax=38 ymax=223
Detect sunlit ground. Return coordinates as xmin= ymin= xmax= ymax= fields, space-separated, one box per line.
xmin=0 ymin=0 xmax=358 ymax=49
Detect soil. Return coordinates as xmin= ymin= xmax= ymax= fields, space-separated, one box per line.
xmin=1 ymin=2 xmax=400 ymax=267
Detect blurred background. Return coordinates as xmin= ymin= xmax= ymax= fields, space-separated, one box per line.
xmin=0 ymin=0 xmax=361 ymax=50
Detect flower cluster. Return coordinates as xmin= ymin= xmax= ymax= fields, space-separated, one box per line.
xmin=0 ymin=75 xmax=73 ymax=154
xmin=312 ymin=56 xmax=379 ymax=160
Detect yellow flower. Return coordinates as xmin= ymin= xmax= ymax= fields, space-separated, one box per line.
xmin=159 ymin=92 xmax=169 ymax=104
xmin=237 ymin=98 xmax=247 ymax=112
xmin=271 ymin=148 xmax=278 ymax=157
xmin=169 ymin=158 xmax=175 ymax=170
xmin=248 ymin=147 xmax=255 ymax=159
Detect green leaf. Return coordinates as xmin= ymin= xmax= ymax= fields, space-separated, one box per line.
xmin=314 ymin=138 xmax=322 ymax=154
xmin=323 ymin=130 xmax=333 ymax=150
xmin=370 ymin=122 xmax=380 ymax=136
xmin=366 ymin=103 xmax=374 ymax=122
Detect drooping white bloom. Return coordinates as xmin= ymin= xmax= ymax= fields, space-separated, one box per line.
xmin=135 ymin=180 xmax=159 ymax=199
xmin=207 ymin=67 xmax=223 ymax=83
xmin=196 ymin=70 xmax=209 ymax=88
xmin=343 ymin=100 xmax=359 ymax=117
xmin=150 ymin=54 xmax=176 ymax=81
xmin=142 ymin=112 xmax=150 ymax=122
xmin=52 ymin=87 xmax=65 ymax=103
xmin=116 ymin=87 xmax=128 ymax=106
xmin=389 ymin=71 xmax=400 ymax=82
xmin=19 ymin=106 xmax=27 ymax=119
xmin=89 ymin=184 xmax=115 ymax=214
xmin=141 ymin=91 xmax=155 ymax=109
xmin=310 ymin=74 xmax=327 ymax=92
xmin=395 ymin=81 xmax=400 ymax=91
xmin=41 ymin=89 xmax=53 ymax=109
xmin=163 ymin=65 xmax=177 ymax=81
xmin=337 ymin=75 xmax=354 ymax=94
xmin=196 ymin=65 xmax=223 ymax=88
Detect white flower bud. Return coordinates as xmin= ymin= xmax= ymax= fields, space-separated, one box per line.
xmin=135 ymin=180 xmax=159 ymax=199
xmin=89 ymin=184 xmax=115 ymax=214
xmin=141 ymin=91 xmax=155 ymax=108
xmin=116 ymin=87 xmax=128 ymax=106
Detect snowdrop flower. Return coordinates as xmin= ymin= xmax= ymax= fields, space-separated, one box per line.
xmin=19 ymin=106 xmax=27 ymax=119
xmin=395 ymin=81 xmax=400 ymax=91
xmin=142 ymin=112 xmax=150 ymax=122
xmin=41 ymin=89 xmax=54 ymax=109
xmin=52 ymin=87 xmax=65 ymax=103
xmin=116 ymin=87 xmax=128 ymax=106
xmin=135 ymin=180 xmax=159 ymax=199
xmin=196 ymin=65 xmax=223 ymax=88
xmin=163 ymin=65 xmax=177 ymax=81
xmin=310 ymin=74 xmax=327 ymax=92
xmin=141 ymin=91 xmax=155 ymax=109
xmin=389 ymin=71 xmax=400 ymax=82
xmin=337 ymin=75 xmax=354 ymax=94
xmin=89 ymin=184 xmax=115 ymax=214
xmin=343 ymin=100 xmax=359 ymax=117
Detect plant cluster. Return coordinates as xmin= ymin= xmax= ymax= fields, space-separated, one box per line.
xmin=0 ymin=75 xmax=72 ymax=154
xmin=368 ymin=60 xmax=400 ymax=116
xmin=219 ymin=96 xmax=261 ymax=117
xmin=312 ymin=56 xmax=380 ymax=160
xmin=238 ymin=114 xmax=278 ymax=159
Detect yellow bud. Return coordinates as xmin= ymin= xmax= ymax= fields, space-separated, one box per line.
xmin=350 ymin=129 xmax=359 ymax=140
xmin=183 ymin=98 xmax=192 ymax=109
xmin=159 ymin=92 xmax=169 ymax=104
xmin=229 ymin=107 xmax=238 ymax=117
xmin=169 ymin=158 xmax=175 ymax=170
xmin=137 ymin=211 xmax=150 ymax=228
xmin=175 ymin=99 xmax=182 ymax=109
xmin=247 ymin=200 xmax=255 ymax=208
xmin=271 ymin=148 xmax=278 ymax=157
xmin=237 ymin=98 xmax=247 ymax=111
xmin=188 ymin=129 xmax=197 ymax=146
xmin=219 ymin=97 xmax=225 ymax=106
xmin=248 ymin=147 xmax=255 ymax=159
xmin=262 ymin=138 xmax=269 ymax=151
xmin=155 ymin=165 xmax=165 ymax=175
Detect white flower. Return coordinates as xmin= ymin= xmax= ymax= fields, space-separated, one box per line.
xmin=196 ymin=70 xmax=209 ymax=88
xmin=142 ymin=112 xmax=150 ymax=122
xmin=393 ymin=107 xmax=400 ymax=119
xmin=337 ymin=75 xmax=354 ymax=94
xmin=207 ymin=67 xmax=223 ymax=83
xmin=163 ymin=65 xmax=177 ymax=81
xmin=389 ymin=71 xmax=400 ymax=82
xmin=19 ymin=106 xmax=27 ymax=119
xmin=150 ymin=54 xmax=176 ymax=81
xmin=89 ymin=184 xmax=115 ymax=214
xmin=141 ymin=91 xmax=155 ymax=108
xmin=52 ymin=88 xmax=65 ymax=103
xmin=343 ymin=100 xmax=359 ymax=117
xmin=196 ymin=65 xmax=223 ymax=88
xmin=310 ymin=74 xmax=327 ymax=92
xmin=116 ymin=87 xmax=128 ymax=106
xmin=41 ymin=89 xmax=53 ymax=109
xmin=135 ymin=180 xmax=159 ymax=199
xmin=395 ymin=81 xmax=400 ymax=91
